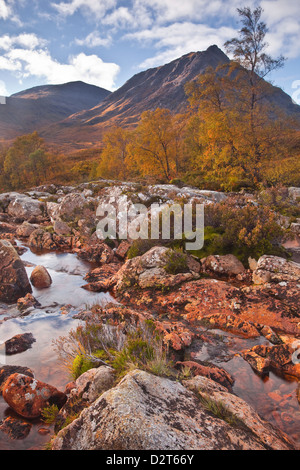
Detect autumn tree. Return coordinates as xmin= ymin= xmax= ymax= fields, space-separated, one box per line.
xmin=97 ymin=126 xmax=133 ymax=180
xmin=130 ymin=108 xmax=187 ymax=181
xmin=2 ymin=132 xmax=50 ymax=189
xmin=184 ymin=6 xmax=297 ymax=189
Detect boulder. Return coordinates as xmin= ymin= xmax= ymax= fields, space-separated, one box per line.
xmin=53 ymin=193 xmax=91 ymax=222
xmin=0 ymin=365 xmax=34 ymax=394
xmin=201 ymin=254 xmax=245 ymax=277
xmin=55 ymin=367 xmax=115 ymax=432
xmin=0 ymin=240 xmax=32 ymax=303
xmin=16 ymin=222 xmax=39 ymax=238
xmin=0 ymin=416 xmax=32 ymax=440
xmin=288 ymin=187 xmax=300 ymax=201
xmin=17 ymin=293 xmax=40 ymax=312
xmin=2 ymin=373 xmax=67 ymax=419
xmin=28 ymin=229 xmax=57 ymax=251
xmin=111 ymin=246 xmax=200 ymax=291
xmin=7 ymin=194 xmax=45 ymax=221
xmin=51 ymin=369 xmax=293 ymax=450
xmin=30 ymin=265 xmax=52 ymax=289
xmin=77 ymin=242 xmax=115 ymax=265
xmin=54 ymin=220 xmax=71 ymax=237
xmin=242 ymin=344 xmax=300 ymax=378
xmin=253 ymin=255 xmax=300 ymax=284
xmin=175 ymin=361 xmax=234 ymax=391
xmin=5 ymin=333 xmax=36 ymax=355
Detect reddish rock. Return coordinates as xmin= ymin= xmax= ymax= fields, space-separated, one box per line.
xmin=17 ymin=293 xmax=40 ymax=311
xmin=5 ymin=333 xmax=36 ymax=355
xmin=203 ymin=314 xmax=260 ymax=338
xmin=77 ymin=242 xmax=115 ymax=265
xmin=0 ymin=366 xmax=34 ymax=394
xmin=242 ymin=344 xmax=300 ymax=379
xmin=176 ymin=361 xmax=234 ymax=391
xmin=115 ymin=241 xmax=131 ymax=259
xmin=82 ymin=263 xmax=122 ymax=292
xmin=30 ymin=265 xmax=52 ymax=289
xmin=28 ymin=229 xmax=57 ymax=251
xmin=0 ymin=221 xmax=16 ymax=234
xmin=2 ymin=373 xmax=67 ymax=419
xmin=16 ymin=222 xmax=39 ymax=238
xmin=0 ymin=416 xmax=32 ymax=440
xmin=201 ymin=254 xmax=245 ymax=277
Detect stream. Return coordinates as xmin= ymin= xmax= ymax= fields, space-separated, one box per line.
xmin=0 ymin=242 xmax=299 ymax=450
xmin=0 ymin=242 xmax=115 ymax=450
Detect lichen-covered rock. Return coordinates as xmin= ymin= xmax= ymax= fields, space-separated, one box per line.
xmin=77 ymin=242 xmax=115 ymax=265
xmin=55 ymin=367 xmax=116 ymax=432
xmin=51 ymin=370 xmax=293 ymax=450
xmin=28 ymin=228 xmax=57 ymax=251
xmin=184 ymin=375 xmax=293 ymax=450
xmin=30 ymin=265 xmax=52 ymax=289
xmin=111 ymin=246 xmax=200 ymax=291
xmin=253 ymin=255 xmax=300 ymax=284
xmin=16 ymin=222 xmax=39 ymax=238
xmin=175 ymin=361 xmax=234 ymax=391
xmin=0 ymin=366 xmax=34 ymax=394
xmin=54 ymin=220 xmax=72 ymax=237
xmin=2 ymin=373 xmax=66 ymax=419
xmin=7 ymin=194 xmax=45 ymax=221
xmin=201 ymin=254 xmax=245 ymax=277
xmin=0 ymin=240 xmax=32 ymax=303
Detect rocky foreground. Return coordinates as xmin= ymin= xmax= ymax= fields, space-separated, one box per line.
xmin=0 ymin=181 xmax=299 ymax=450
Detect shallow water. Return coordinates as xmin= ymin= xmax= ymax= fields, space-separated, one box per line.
xmin=190 ymin=328 xmax=300 ymax=447
xmin=0 ymin=243 xmax=116 ymax=449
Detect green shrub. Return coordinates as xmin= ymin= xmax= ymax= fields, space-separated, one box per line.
xmin=127 ymin=239 xmax=156 ymax=259
xmin=163 ymin=248 xmax=189 ymax=274
xmin=41 ymin=404 xmax=59 ymax=424
xmin=190 ymin=200 xmax=286 ymax=265
xmin=71 ymin=354 xmax=95 ymax=380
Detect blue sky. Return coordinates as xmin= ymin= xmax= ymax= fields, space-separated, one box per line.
xmin=0 ymin=0 xmax=299 ymax=103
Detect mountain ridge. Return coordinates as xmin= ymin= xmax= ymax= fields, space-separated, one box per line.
xmin=0 ymin=81 xmax=111 ymax=144
xmin=0 ymin=45 xmax=299 ymax=151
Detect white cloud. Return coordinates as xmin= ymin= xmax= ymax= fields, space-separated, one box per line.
xmin=51 ymin=0 xmax=116 ymax=19
xmin=126 ymin=22 xmax=236 ymax=69
xmin=74 ymin=31 xmax=111 ymax=48
xmin=0 ymin=33 xmax=46 ymax=51
xmin=6 ymin=48 xmax=120 ymax=90
xmin=0 ymin=0 xmax=14 ymax=20
xmin=0 ymin=32 xmax=120 ymax=90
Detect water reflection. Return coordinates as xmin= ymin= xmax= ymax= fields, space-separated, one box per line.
xmin=0 ymin=243 xmax=116 ymax=449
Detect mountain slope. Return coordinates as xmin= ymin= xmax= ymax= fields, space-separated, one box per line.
xmin=0 ymin=81 xmax=111 ymax=142
xmin=41 ymin=46 xmax=231 ymax=149
xmin=41 ymin=45 xmax=300 ymax=151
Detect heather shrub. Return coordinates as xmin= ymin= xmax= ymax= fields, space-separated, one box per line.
xmin=190 ymin=200 xmax=286 ymax=265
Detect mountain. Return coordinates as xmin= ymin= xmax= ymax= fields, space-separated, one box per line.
xmin=41 ymin=46 xmax=231 ymax=149
xmin=1 ymin=46 xmax=299 ymax=151
xmin=41 ymin=45 xmax=300 ymax=151
xmin=0 ymin=81 xmax=111 ymax=144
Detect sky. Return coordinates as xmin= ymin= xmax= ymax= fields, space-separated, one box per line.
xmin=0 ymin=0 xmax=300 ymax=103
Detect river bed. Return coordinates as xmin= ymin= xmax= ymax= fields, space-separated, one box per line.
xmin=0 ymin=243 xmax=299 ymax=450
